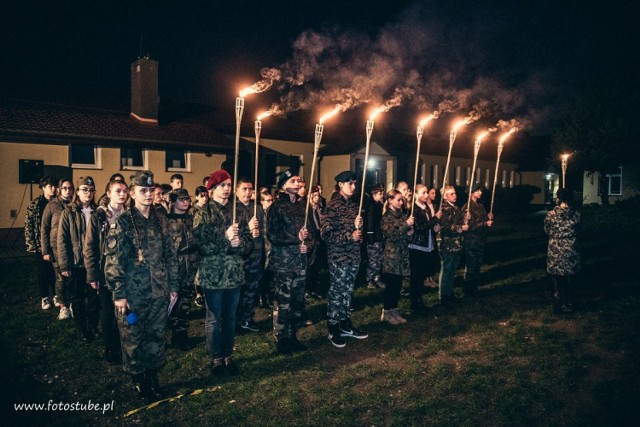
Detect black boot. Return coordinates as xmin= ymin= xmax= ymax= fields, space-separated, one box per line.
xmin=131 ymin=373 xmax=151 ymax=401
xmin=146 ymin=369 xmax=164 ymax=400
xmin=440 ymin=295 xmax=457 ymax=314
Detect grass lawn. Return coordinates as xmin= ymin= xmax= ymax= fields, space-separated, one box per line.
xmin=2 ymin=205 xmax=640 ymax=426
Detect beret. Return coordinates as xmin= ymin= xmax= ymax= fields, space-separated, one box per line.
xmin=206 ymin=169 xmax=232 ymax=190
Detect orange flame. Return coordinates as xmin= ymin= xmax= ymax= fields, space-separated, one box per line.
xmin=257 ymin=111 xmax=272 ymax=121
xmin=369 ymin=106 xmax=386 ymax=121
xmin=561 ymin=153 xmax=570 ymax=161
xmin=499 ymin=127 xmax=518 ymax=144
xmin=419 ymin=112 xmax=438 ymax=128
xmin=239 ymin=86 xmax=257 ymax=98
xmin=476 ymin=131 xmax=490 ymax=142
xmin=319 ymin=106 xmax=341 ymax=124
xmin=452 ymin=118 xmax=470 ymax=133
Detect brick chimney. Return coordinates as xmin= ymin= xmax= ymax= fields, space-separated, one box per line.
xmin=130 ymin=57 xmax=158 ymax=124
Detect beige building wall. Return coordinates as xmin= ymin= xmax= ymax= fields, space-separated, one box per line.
xmin=0 ymin=141 xmax=227 ymax=229
xmin=519 ymin=171 xmax=548 ymax=205
xmin=319 ymin=154 xmax=351 ymax=198
xmin=253 ymin=138 xmax=315 ymax=184
xmin=582 ymin=169 xmax=640 ymax=205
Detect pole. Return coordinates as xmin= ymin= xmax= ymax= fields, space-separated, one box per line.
xmin=439 ymin=129 xmax=457 ymax=210
xmin=304 ymin=123 xmax=323 ymax=232
xmin=466 ymin=138 xmax=482 ymax=213
xmin=411 ymin=125 xmax=424 ymax=218
xmin=232 ymin=97 xmax=245 ymax=223
xmin=253 ymin=119 xmax=261 ymax=219
xmin=489 ymin=140 xmax=505 ymax=216
xmin=357 ymin=119 xmax=375 ymax=222
xmin=561 ymin=156 xmax=568 ymax=189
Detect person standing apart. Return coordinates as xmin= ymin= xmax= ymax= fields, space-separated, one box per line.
xmin=544 ymin=188 xmax=581 ymax=314
xmin=438 ymin=185 xmax=469 ymax=310
xmin=25 ymin=176 xmax=57 ymax=310
xmin=105 ymin=171 xmax=179 ymax=401
xmin=193 ymin=170 xmax=252 ymax=376
xmin=408 ymin=184 xmax=442 ymax=313
xmin=267 ymin=170 xmax=313 ymax=354
xmin=462 ymin=185 xmax=493 ymax=296
xmin=380 ymin=190 xmax=414 ymax=324
xmin=85 ymin=179 xmax=128 ymax=364
xmin=41 ymin=178 xmax=74 ymax=320
xmin=321 ymin=171 xmax=367 ymax=348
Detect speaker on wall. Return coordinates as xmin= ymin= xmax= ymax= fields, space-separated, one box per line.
xmin=19 ymin=159 xmax=44 ymax=184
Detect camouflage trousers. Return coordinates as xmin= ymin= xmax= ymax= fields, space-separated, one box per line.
xmin=366 ymin=242 xmax=383 ymax=282
xmin=238 ymin=254 xmax=264 ymax=325
xmin=272 ymin=270 xmax=306 ymax=339
xmin=116 ymin=296 xmax=168 ymax=375
xmin=439 ymin=250 xmax=462 ymax=299
xmin=168 ymin=260 xmax=196 ymax=336
xmin=326 ymin=260 xmax=359 ymax=325
xmin=464 ymin=239 xmax=485 ymax=289
xmin=68 ymin=267 xmax=100 ymax=334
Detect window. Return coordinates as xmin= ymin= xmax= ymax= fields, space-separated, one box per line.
xmin=606 ymin=167 xmax=622 ymax=196
xmin=455 ymin=166 xmax=461 ymax=185
xmin=70 ymin=144 xmax=101 ymax=169
xmin=430 ymin=165 xmax=438 ymax=186
xmin=120 ymin=148 xmax=148 ymax=170
xmin=166 ymin=149 xmax=191 ymax=171
xmin=510 ymin=170 xmax=515 ymax=188
xmin=485 ymin=169 xmax=491 ymax=188
xmin=465 ymin=167 xmax=471 ymax=185
xmin=502 ymin=170 xmax=507 ymax=187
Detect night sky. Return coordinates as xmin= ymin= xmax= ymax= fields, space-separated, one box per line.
xmin=1 ymin=0 xmax=636 ymax=136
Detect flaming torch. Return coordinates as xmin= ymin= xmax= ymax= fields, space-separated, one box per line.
xmin=466 ymin=130 xmax=491 ymax=213
xmin=304 ymin=106 xmax=341 ymax=232
xmin=489 ymin=128 xmax=517 ymax=216
xmin=253 ymin=111 xmax=272 ymax=218
xmin=410 ymin=112 xmax=438 ymax=218
xmin=357 ymin=106 xmax=385 ymax=221
xmin=561 ymin=153 xmax=570 ymax=189
xmin=440 ymin=117 xmax=471 ymax=209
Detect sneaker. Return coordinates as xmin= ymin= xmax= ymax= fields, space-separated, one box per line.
xmin=339 ymin=319 xmax=368 ymax=339
xmin=328 ymin=324 xmax=346 ymax=348
xmin=194 ymin=295 xmax=204 ymax=307
xmin=57 ymin=306 xmax=70 ymax=320
xmin=224 ymin=357 xmax=240 ymax=376
xmin=239 ymin=320 xmax=260 ymax=332
xmin=53 ymin=296 xmax=61 ymax=307
xmin=41 ymin=297 xmax=52 ymax=310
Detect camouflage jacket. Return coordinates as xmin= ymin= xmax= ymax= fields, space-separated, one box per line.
xmin=193 ymin=200 xmax=252 ymax=290
xmin=462 ymin=199 xmax=489 ymax=247
xmin=166 ymin=211 xmax=199 ymax=264
xmin=321 ymin=192 xmax=361 ymax=263
xmin=57 ymin=201 xmax=95 ymax=271
xmin=40 ymin=197 xmax=71 ymax=260
xmin=24 ymin=195 xmax=49 ymax=253
xmin=439 ymin=201 xmax=466 ymax=254
xmin=544 ymin=206 xmax=581 ymax=276
xmin=104 ymin=207 xmax=179 ymax=300
xmin=267 ymin=192 xmax=314 ymax=273
xmin=382 ymin=207 xmax=411 ymax=276
xmin=84 ymin=205 xmax=125 ymax=285
xmin=236 ymin=199 xmax=265 ymax=259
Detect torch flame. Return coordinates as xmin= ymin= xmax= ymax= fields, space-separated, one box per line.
xmin=257 ymin=111 xmax=272 ymax=121
xmin=419 ymin=112 xmax=437 ymax=128
xmin=452 ymin=119 xmax=469 ymax=133
xmin=369 ymin=106 xmax=386 ymax=121
xmin=239 ymin=86 xmax=257 ymax=98
xmin=561 ymin=153 xmax=570 ymax=161
xmin=319 ymin=105 xmax=341 ymax=124
xmin=476 ymin=131 xmax=490 ymax=142
xmin=499 ymin=127 xmax=518 ymax=144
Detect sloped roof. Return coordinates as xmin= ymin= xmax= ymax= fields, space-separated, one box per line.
xmin=0 ymin=98 xmax=238 ymax=152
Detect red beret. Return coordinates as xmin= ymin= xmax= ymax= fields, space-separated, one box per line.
xmin=206 ymin=170 xmax=232 ymax=190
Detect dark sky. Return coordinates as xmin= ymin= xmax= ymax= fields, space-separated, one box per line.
xmin=1 ymin=0 xmax=636 ymax=135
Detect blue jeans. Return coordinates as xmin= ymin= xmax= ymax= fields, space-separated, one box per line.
xmin=439 ymin=251 xmax=462 ymax=299
xmin=204 ymin=287 xmax=241 ymax=360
